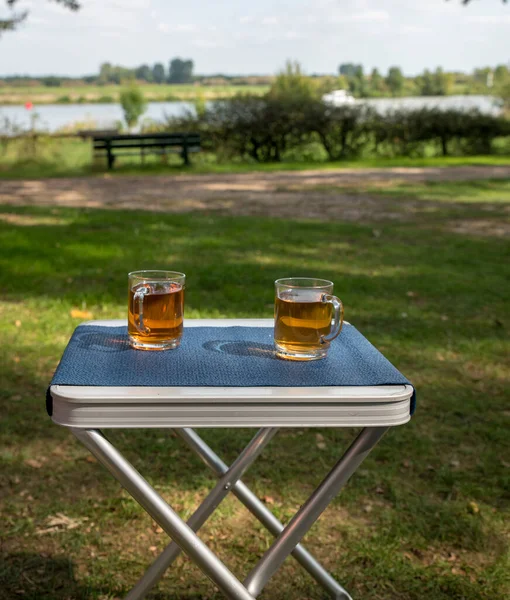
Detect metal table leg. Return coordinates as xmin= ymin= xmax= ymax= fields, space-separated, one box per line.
xmin=175 ymin=428 xmax=352 ymax=600
xmin=244 ymin=427 xmax=388 ymax=597
xmin=125 ymin=428 xmax=278 ymax=600
xmin=72 ymin=426 xmax=386 ymax=600
xmin=71 ymin=428 xmax=256 ymax=600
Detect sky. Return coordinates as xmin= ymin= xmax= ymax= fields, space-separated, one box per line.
xmin=0 ymin=0 xmax=509 ymax=76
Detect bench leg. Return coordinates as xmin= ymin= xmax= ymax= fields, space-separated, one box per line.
xmin=107 ymin=147 xmax=115 ymax=170
xmin=181 ymin=139 xmax=190 ymax=165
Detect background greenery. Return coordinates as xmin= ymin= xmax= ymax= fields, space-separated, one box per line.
xmin=1 ymin=59 xmax=509 ymax=104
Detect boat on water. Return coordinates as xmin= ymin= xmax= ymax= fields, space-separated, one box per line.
xmin=322 ymin=89 xmax=356 ymax=106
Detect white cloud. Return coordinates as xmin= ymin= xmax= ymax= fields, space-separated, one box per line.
xmin=100 ymin=31 xmax=123 ymax=39
xmin=158 ymin=23 xmax=200 ymax=34
xmin=192 ymin=38 xmax=229 ymax=49
xmin=284 ymin=31 xmax=303 ymax=40
xmin=30 ymin=16 xmax=50 ymax=25
xmin=466 ymin=15 xmax=510 ymax=24
xmin=261 ymin=17 xmax=279 ymax=26
xmin=333 ymin=11 xmax=390 ymax=23
xmin=399 ymin=25 xmax=432 ymax=35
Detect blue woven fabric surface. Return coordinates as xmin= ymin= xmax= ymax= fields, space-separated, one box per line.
xmin=49 ymin=324 xmax=415 ymax=414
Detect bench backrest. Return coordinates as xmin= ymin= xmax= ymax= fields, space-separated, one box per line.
xmin=93 ymin=133 xmax=200 ymax=150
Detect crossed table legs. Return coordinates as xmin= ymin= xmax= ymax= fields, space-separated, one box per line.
xmin=72 ymin=426 xmax=388 ymax=599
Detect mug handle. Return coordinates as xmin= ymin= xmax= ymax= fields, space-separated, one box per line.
xmin=320 ymin=294 xmax=344 ymax=344
xmin=133 ymin=285 xmax=150 ymax=334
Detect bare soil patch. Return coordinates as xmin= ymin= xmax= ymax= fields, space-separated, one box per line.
xmin=1 ymin=166 xmax=509 ymax=236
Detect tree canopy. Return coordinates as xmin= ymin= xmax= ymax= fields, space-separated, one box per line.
xmin=1 ymin=0 xmax=79 ymax=34
xmin=167 ymin=58 xmax=194 ymax=84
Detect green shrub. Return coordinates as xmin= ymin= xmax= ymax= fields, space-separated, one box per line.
xmin=165 ymin=94 xmax=510 ymax=162
xmin=119 ymin=84 xmax=147 ymax=129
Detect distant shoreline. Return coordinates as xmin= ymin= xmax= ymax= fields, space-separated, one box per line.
xmin=0 ymin=83 xmax=270 ymax=106
xmin=0 ymin=82 xmax=504 ymax=107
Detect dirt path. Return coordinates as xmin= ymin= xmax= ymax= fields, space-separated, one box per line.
xmin=0 ymin=166 xmax=509 ymax=225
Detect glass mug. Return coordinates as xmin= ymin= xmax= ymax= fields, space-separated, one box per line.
xmin=128 ymin=270 xmax=185 ymax=350
xmin=274 ymin=278 xmax=344 ymax=361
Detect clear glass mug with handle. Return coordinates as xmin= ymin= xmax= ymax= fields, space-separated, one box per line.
xmin=128 ymin=270 xmax=185 ymax=350
xmin=274 ymin=277 xmax=344 ymax=361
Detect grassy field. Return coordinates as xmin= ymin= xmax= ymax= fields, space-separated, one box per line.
xmin=1 ymin=135 xmax=510 ymax=180
xmin=1 ymin=177 xmax=509 ymax=599
xmin=0 ymin=84 xmax=270 ymax=105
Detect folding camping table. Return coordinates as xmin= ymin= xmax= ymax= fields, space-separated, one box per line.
xmin=49 ymin=319 xmax=414 ymax=600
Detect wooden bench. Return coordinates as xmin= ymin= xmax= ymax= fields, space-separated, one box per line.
xmin=92 ymin=133 xmax=201 ymax=169
xmin=79 ymin=129 xmax=119 ymax=140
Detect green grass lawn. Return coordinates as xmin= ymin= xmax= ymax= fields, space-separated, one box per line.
xmin=0 ymin=187 xmax=509 ymax=599
xmin=1 ymin=135 xmax=509 ymax=180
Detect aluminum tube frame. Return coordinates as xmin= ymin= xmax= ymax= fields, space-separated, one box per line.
xmin=72 ymin=427 xmax=387 ymax=599
xmin=71 ymin=428 xmax=256 ymax=600
xmin=244 ymin=427 xmax=388 ymax=597
xmin=174 ymin=427 xmax=352 ymax=600
xmin=125 ymin=428 xmax=277 ymax=600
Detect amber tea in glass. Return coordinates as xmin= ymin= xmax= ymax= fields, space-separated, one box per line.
xmin=274 ymin=278 xmax=344 ymax=361
xmin=128 ymin=270 xmax=185 ymax=350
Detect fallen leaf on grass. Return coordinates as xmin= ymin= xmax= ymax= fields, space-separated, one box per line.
xmin=35 ymin=512 xmax=88 ymax=535
xmin=315 ymin=432 xmax=327 ymax=450
xmin=15 ymin=320 xmax=22 ymax=327
xmin=70 ymin=309 xmax=94 ymax=319
xmin=262 ymin=495 xmax=275 ymax=505
xmin=467 ymin=501 xmax=480 ymax=514
xmin=24 ymin=458 xmax=45 ymax=469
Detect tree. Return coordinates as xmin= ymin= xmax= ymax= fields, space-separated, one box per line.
xmin=120 ymin=83 xmax=147 ymax=129
xmin=338 ymin=63 xmax=362 ymax=78
xmin=386 ymin=67 xmax=405 ymax=96
xmin=369 ymin=68 xmax=386 ymax=96
xmin=1 ymin=0 xmax=79 ymax=34
xmin=269 ymin=61 xmax=318 ymax=103
xmin=345 ymin=66 xmax=367 ymax=98
xmin=417 ymin=67 xmax=451 ymax=96
xmin=168 ymin=58 xmax=194 ymax=84
xmin=98 ymin=62 xmax=113 ymax=85
xmin=152 ymin=63 xmax=166 ymax=84
xmin=135 ymin=64 xmax=153 ymax=83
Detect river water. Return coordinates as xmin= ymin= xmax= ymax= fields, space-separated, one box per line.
xmin=0 ymin=95 xmax=502 ymax=134
xmin=0 ymin=101 xmax=193 ymax=133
